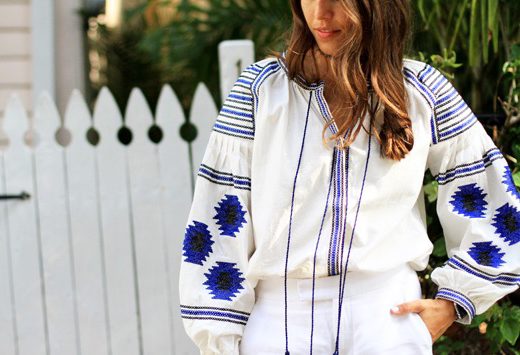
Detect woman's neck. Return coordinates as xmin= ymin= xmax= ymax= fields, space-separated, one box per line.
xmin=303 ymin=47 xmax=334 ymax=84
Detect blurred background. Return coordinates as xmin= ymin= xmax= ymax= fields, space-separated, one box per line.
xmin=0 ymin=1 xmax=519 ymax=354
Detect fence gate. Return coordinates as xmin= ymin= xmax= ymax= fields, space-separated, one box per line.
xmin=0 ymin=40 xmax=254 ymax=355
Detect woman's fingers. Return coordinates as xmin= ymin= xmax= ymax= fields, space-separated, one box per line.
xmin=390 ymin=299 xmax=427 ymax=315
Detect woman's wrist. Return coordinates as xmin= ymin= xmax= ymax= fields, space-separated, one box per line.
xmin=435 ymin=298 xmax=458 ymax=322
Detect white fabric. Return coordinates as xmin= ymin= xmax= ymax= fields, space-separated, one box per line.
xmin=178 ymin=54 xmax=520 ymax=354
xmin=241 ymin=265 xmax=432 ymax=354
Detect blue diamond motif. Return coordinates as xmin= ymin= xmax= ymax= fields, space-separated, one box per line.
xmin=203 ymin=262 xmax=245 ymax=301
xmin=468 ymin=241 xmax=505 ymax=268
xmin=213 ymin=194 xmax=247 ymax=237
xmin=502 ymin=167 xmax=520 ymax=201
xmin=182 ymin=221 xmax=214 ymax=265
xmin=449 ymin=183 xmax=488 ymax=218
xmin=492 ymin=203 xmax=520 ymax=246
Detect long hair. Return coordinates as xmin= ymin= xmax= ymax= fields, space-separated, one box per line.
xmin=280 ymin=0 xmax=413 ymax=160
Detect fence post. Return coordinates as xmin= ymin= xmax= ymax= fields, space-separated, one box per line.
xmin=218 ymin=40 xmax=255 ymax=101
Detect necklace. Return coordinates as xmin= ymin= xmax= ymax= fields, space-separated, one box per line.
xmin=316 ymin=46 xmax=334 ymax=60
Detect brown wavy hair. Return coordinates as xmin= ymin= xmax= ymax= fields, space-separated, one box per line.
xmin=279 ymin=0 xmax=413 ymax=160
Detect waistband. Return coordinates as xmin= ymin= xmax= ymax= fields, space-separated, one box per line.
xmin=255 ymin=264 xmax=417 ymax=302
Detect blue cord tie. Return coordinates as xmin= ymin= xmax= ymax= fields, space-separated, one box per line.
xmin=333 ymin=130 xmax=372 ymax=354
xmin=283 ymin=91 xmax=313 ymax=355
xmin=309 ymin=148 xmax=336 ymax=355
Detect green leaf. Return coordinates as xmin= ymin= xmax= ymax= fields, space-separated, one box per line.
xmin=512 ymin=44 xmax=520 ymax=60
xmin=481 ymin=0 xmax=488 ymax=63
xmin=424 ymin=180 xmax=438 ymax=203
xmin=513 ymin=171 xmax=520 ymax=188
xmin=487 ymin=0 xmax=499 ymax=53
xmin=468 ymin=0 xmax=480 ymax=67
xmin=432 ymin=237 xmax=447 ymax=257
xmin=500 ymin=318 xmax=520 ymax=345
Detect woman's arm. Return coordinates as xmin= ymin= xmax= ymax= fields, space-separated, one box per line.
xmin=179 ymin=63 xmax=264 ymax=354
xmin=393 ymin=63 xmax=520 ymax=341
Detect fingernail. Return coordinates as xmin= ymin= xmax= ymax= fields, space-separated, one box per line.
xmin=391 ymin=306 xmax=400 ymax=313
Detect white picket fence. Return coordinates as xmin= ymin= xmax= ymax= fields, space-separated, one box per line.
xmin=0 ymin=40 xmax=254 ymax=355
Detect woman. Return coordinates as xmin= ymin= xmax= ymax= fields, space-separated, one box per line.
xmin=179 ymin=0 xmax=520 ymax=354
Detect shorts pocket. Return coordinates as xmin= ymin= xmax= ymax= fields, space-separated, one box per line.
xmin=411 ymin=312 xmax=433 ymax=346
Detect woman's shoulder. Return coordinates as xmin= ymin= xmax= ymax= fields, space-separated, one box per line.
xmin=401 ymin=58 xmax=452 ymax=104
xmin=402 ymin=58 xmax=430 ymax=75
xmin=243 ymin=56 xmax=283 ymax=79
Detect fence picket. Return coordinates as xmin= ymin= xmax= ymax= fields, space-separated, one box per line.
xmin=189 ymin=83 xmax=217 ymax=178
xmin=125 ymin=88 xmax=173 ymax=355
xmin=64 ymin=90 xmax=110 ymax=355
xmin=33 ymin=94 xmax=79 ymax=355
xmin=155 ymin=85 xmax=197 ymax=354
xmin=0 ymin=102 xmax=17 ymax=355
xmin=94 ymin=88 xmax=140 ymax=355
xmin=3 ymin=95 xmax=47 ymax=355
xmin=1 ymin=69 xmax=231 ymax=354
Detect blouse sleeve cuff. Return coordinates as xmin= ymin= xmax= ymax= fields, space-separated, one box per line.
xmin=434 ymin=287 xmax=475 ymax=325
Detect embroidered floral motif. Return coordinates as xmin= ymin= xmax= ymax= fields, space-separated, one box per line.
xmin=203 ymin=262 xmax=245 ymax=301
xmin=502 ymin=168 xmax=520 ymax=200
xmin=492 ymin=203 xmax=520 ymax=246
xmin=182 ymin=221 xmax=214 ymax=265
xmin=449 ymin=183 xmax=488 ymax=218
xmin=213 ymin=194 xmax=247 ymax=237
xmin=468 ymin=241 xmax=506 ymax=268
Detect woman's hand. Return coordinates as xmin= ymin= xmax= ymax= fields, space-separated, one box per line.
xmin=390 ymin=298 xmax=458 ymax=343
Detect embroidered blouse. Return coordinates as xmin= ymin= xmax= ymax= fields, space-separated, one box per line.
xmin=178 ymin=55 xmax=520 ymax=354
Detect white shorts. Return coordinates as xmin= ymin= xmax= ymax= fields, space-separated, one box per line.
xmin=240 ymin=265 xmax=433 ymax=354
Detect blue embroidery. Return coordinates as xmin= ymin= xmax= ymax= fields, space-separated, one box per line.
xmin=468 ymin=241 xmax=505 ymax=268
xmin=182 ymin=221 xmax=214 ymax=265
xmin=198 ymin=164 xmax=251 ymax=191
xmin=492 ymin=203 xmax=520 ymax=246
xmin=447 ymin=255 xmax=520 ymax=286
xmin=213 ymin=194 xmax=247 ymax=237
xmin=435 ymin=148 xmax=502 ymax=185
xmin=180 ymin=305 xmax=250 ymax=325
xmin=435 ymin=288 xmax=476 ymax=318
xmin=404 ymin=64 xmax=477 ymax=144
xmin=449 ymin=183 xmax=488 ymax=218
xmin=502 ymin=167 xmax=520 ymax=200
xmin=203 ymin=262 xmax=245 ymax=301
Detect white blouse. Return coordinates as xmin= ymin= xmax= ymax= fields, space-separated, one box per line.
xmin=178 ymin=54 xmax=520 ymax=354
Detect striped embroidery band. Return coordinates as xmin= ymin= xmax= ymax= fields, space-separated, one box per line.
xmin=403 ymin=68 xmax=438 ymax=144
xmin=252 ymin=60 xmax=282 ymax=117
xmin=404 ymin=64 xmax=477 ymax=144
xmin=213 ymin=63 xmax=261 ymax=140
xmin=434 ymin=148 xmax=503 ymax=185
xmin=180 ymin=305 xmax=250 ymax=326
xmin=420 ymin=64 xmax=477 ymax=142
xmin=435 ymin=288 xmax=476 ymax=319
xmin=313 ymin=87 xmax=349 ymax=276
xmin=446 ymin=255 xmax=520 ymax=286
xmin=198 ymin=164 xmax=251 ymax=190
xmin=328 ymin=147 xmax=348 ymax=276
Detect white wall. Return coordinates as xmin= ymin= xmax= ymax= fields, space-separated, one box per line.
xmin=0 ymin=0 xmax=86 ymax=118
xmin=0 ymin=0 xmax=32 ymax=116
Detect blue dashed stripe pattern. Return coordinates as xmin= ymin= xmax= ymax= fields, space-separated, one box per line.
xmin=313 ymin=89 xmax=349 ymax=276
xmin=213 ymin=60 xmax=279 ymax=140
xmin=180 ymin=305 xmax=250 ymax=326
xmin=434 ymin=148 xmax=503 ymax=185
xmin=198 ymin=163 xmax=251 ymax=191
xmin=446 ymin=255 xmax=520 ymax=286
xmin=328 ymin=148 xmax=348 ymax=276
xmin=252 ymin=61 xmax=282 ymax=117
xmin=404 ymin=63 xmax=477 ymax=144
xmin=435 ymin=288 xmax=476 ymax=319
